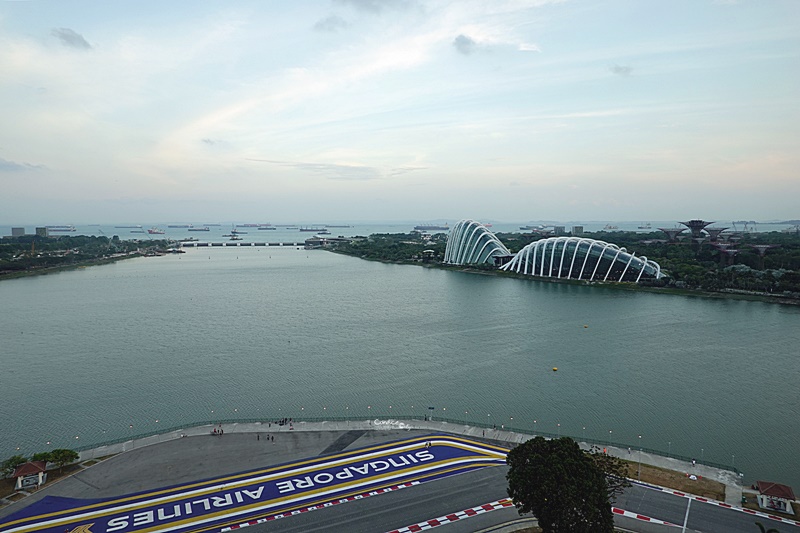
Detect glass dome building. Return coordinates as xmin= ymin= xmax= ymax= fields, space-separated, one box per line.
xmin=500 ymin=236 xmax=663 ymax=282
xmin=444 ymin=219 xmax=510 ymax=265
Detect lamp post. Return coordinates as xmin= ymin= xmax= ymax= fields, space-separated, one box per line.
xmin=701 ymin=448 xmax=704 ymax=463
xmin=557 ymin=423 xmax=561 ymax=437
xmin=533 ymin=420 xmax=537 ymax=436
xmin=668 ymin=441 xmax=671 ymax=457
xmin=638 ymin=435 xmax=642 ymax=481
xmin=129 ymin=424 xmax=134 ymax=449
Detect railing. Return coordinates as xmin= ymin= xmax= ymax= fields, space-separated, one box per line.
xmin=71 ymin=415 xmax=740 ymax=474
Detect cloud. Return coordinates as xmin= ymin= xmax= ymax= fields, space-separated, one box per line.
xmin=453 ymin=34 xmax=477 ymax=55
xmin=333 ymin=0 xmax=412 ymax=14
xmin=0 ymin=157 xmax=45 ymax=172
xmin=389 ymin=166 xmax=427 ymax=177
xmin=518 ymin=43 xmax=541 ymax=52
xmin=314 ymin=15 xmax=350 ymax=32
xmin=50 ymin=28 xmax=92 ymax=49
xmin=609 ymin=64 xmax=633 ymax=76
xmin=247 ymin=158 xmax=382 ymax=180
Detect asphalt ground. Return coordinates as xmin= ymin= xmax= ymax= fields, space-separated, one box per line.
xmin=2 ymin=422 xmax=795 ymax=533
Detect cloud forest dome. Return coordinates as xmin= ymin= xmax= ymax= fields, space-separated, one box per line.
xmin=502 ymin=237 xmax=664 ymax=283
xmin=444 ymin=220 xmax=510 ymax=265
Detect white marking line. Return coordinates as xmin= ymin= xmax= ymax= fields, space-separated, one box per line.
xmin=220 ymin=482 xmax=420 ymax=531
xmin=634 ymin=481 xmax=800 ymax=527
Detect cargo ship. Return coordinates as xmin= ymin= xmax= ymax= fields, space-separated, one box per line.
xmin=414 ymin=223 xmax=449 ymax=231
xmin=148 ymin=227 xmax=166 ymax=234
xmin=46 ymin=225 xmax=77 ymax=232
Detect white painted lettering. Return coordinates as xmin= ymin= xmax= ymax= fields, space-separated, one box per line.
xmin=350 ymin=465 xmax=369 ymax=475
xmin=211 ymin=494 xmax=233 ymax=508
xmin=369 ymin=461 xmax=390 ymax=472
xmin=184 ymin=502 xmax=192 ymax=515
xmin=243 ymin=487 xmax=264 ymax=499
xmin=192 ymin=498 xmax=211 ymax=511
xmin=388 ymin=456 xmax=411 ymax=468
xmin=389 ymin=455 xmax=411 ymax=468
xmin=415 ymin=450 xmax=434 ymax=461
xmin=235 ymin=491 xmax=244 ymax=503
xmin=407 ymin=453 xmax=419 ymax=463
xmin=294 ymin=476 xmax=314 ymax=489
xmin=106 ymin=516 xmax=129 ymax=533
xmin=335 ymin=468 xmax=354 ymax=480
xmin=132 ymin=511 xmax=154 ymax=527
xmin=314 ymin=473 xmax=334 ymax=484
xmin=276 ymin=480 xmax=294 ymax=494
xmin=157 ymin=505 xmax=181 ymax=521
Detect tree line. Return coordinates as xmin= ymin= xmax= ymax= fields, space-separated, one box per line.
xmin=1 ymin=449 xmax=79 ymax=477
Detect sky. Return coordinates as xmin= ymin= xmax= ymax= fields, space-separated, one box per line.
xmin=1 ymin=0 xmax=798 ymax=224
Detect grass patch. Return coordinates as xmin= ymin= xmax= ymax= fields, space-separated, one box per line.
xmin=621 ymin=460 xmax=726 ymax=501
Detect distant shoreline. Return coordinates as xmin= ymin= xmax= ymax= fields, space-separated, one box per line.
xmin=329 ymin=250 xmax=800 ymax=306
xmin=0 ymin=252 xmax=141 ymax=281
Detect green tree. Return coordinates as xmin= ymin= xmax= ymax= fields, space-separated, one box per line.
xmin=506 ymin=437 xmax=628 ymax=533
xmin=49 ymin=449 xmax=79 ymax=472
xmin=1 ymin=455 xmax=27 ymax=478
xmin=30 ymin=452 xmax=52 ymax=463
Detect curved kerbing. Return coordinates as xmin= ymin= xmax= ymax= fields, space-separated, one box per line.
xmin=444 ymin=220 xmax=511 ymax=265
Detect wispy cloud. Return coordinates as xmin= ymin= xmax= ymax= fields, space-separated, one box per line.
xmin=453 ymin=34 xmax=477 ymax=55
xmin=51 ymin=28 xmax=92 ymax=49
xmin=609 ymin=64 xmax=633 ymax=76
xmin=247 ymin=158 xmax=382 ymax=180
xmin=0 ymin=157 xmax=45 ymax=172
xmin=314 ymin=15 xmax=350 ymax=33
xmin=333 ymin=0 xmax=413 ymax=14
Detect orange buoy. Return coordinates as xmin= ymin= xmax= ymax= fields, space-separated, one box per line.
xmin=553 ymin=367 xmax=558 ymax=371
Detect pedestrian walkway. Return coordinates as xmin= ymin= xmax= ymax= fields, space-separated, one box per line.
xmin=75 ymin=418 xmax=743 ymax=505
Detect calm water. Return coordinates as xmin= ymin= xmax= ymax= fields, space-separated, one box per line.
xmin=1 ymin=248 xmax=798 ymax=487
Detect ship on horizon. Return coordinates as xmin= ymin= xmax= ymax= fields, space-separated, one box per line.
xmin=414 ymin=223 xmax=449 ymax=231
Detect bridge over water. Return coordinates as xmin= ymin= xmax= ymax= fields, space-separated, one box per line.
xmin=180 ymin=241 xmax=307 ymax=247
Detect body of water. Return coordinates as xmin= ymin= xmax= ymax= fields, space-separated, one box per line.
xmin=1 ymin=248 xmax=798 ymax=487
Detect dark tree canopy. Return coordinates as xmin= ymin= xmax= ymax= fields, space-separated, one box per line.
xmin=506 ymin=437 xmax=628 ymax=533
xmin=1 ymin=455 xmax=27 ymax=477
xmin=49 ymin=449 xmax=79 ymax=472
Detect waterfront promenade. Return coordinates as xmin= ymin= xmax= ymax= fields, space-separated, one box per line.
xmin=70 ymin=417 xmax=744 ymax=503
xmin=4 ymin=419 xmax=798 ymax=533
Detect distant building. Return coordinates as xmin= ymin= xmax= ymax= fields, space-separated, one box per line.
xmin=35 ymin=227 xmax=49 ymax=237
xmin=11 ymin=227 xmax=25 ymax=237
xmin=571 ymin=226 xmax=584 ymax=236
xmin=553 ymin=226 xmax=566 ymax=236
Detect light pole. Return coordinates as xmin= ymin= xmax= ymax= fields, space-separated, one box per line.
xmin=582 ymin=426 xmax=586 ymax=443
xmin=637 ymin=435 xmax=642 ymax=481
xmin=533 ymin=420 xmax=537 ymax=436
xmin=732 ymin=454 xmax=735 ymax=469
xmin=129 ymin=424 xmax=134 ymax=449
xmin=557 ymin=423 xmax=561 ymax=437
xmin=668 ymin=441 xmax=671 ymax=457
xmin=701 ymin=448 xmax=704 ymax=463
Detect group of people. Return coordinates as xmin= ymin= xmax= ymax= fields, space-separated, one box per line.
xmin=257 ymin=434 xmax=275 ymax=442
xmin=212 ymin=426 xmax=224 ymax=436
